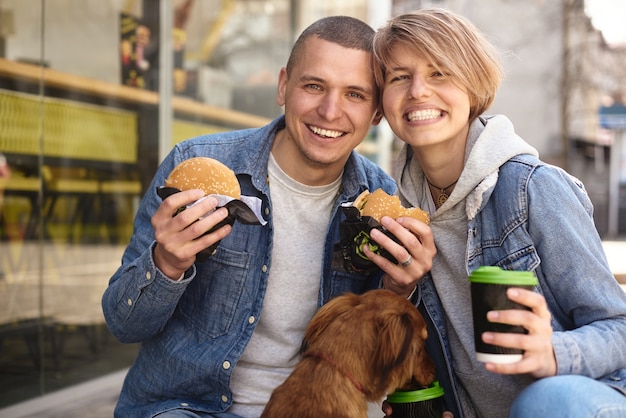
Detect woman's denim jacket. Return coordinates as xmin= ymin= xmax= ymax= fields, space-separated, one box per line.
xmin=102 ymin=116 xmax=397 ymax=418
xmin=415 ymin=154 xmax=626 ymax=417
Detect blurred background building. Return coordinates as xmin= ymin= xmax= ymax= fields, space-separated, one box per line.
xmin=0 ymin=0 xmax=624 ymax=413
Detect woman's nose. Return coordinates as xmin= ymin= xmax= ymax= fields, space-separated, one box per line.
xmin=408 ymin=75 xmax=431 ymax=99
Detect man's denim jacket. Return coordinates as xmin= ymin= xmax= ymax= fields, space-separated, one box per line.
xmin=415 ymin=154 xmax=626 ymax=417
xmin=101 ymin=116 xmax=397 ymax=417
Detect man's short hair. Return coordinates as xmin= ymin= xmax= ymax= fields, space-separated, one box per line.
xmin=286 ymin=16 xmax=374 ymax=75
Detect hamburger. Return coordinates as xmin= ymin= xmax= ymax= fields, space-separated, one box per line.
xmin=165 ymin=157 xmax=241 ymax=199
xmin=160 ymin=157 xmax=247 ymax=261
xmin=353 ymin=188 xmax=430 ymax=225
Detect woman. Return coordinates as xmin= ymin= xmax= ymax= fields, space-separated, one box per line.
xmin=369 ymin=8 xmax=626 ymax=418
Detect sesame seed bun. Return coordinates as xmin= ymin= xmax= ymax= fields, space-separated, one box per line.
xmin=165 ymin=157 xmax=241 ymax=199
xmin=354 ymin=188 xmax=429 ymax=224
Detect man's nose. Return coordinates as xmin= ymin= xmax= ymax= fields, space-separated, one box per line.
xmin=318 ymin=92 xmax=343 ymax=121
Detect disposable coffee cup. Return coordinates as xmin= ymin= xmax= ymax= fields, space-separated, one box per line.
xmin=386 ymin=381 xmax=444 ymax=418
xmin=468 ymin=266 xmax=538 ymax=364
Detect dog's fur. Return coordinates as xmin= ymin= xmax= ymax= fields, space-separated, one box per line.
xmin=260 ymin=289 xmax=435 ymax=418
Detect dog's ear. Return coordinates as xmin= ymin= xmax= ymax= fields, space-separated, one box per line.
xmin=384 ymin=310 xmax=435 ymax=388
xmin=410 ymin=314 xmax=436 ymax=386
xmin=372 ymin=311 xmax=415 ymax=375
xmin=412 ymin=342 xmax=436 ymax=387
xmin=301 ymin=292 xmax=360 ymax=353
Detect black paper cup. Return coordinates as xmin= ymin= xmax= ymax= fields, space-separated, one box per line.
xmin=386 ymin=381 xmax=444 ymax=418
xmin=468 ymin=266 xmax=538 ymax=364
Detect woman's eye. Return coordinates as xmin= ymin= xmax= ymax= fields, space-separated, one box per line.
xmin=388 ymin=74 xmax=408 ymax=83
xmin=432 ymin=70 xmax=453 ymax=79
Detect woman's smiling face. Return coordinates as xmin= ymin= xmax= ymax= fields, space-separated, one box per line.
xmin=381 ymin=43 xmax=471 ymax=151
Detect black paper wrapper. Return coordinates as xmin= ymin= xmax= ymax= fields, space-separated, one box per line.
xmin=334 ymin=205 xmax=403 ymax=273
xmin=157 ymin=186 xmax=262 ymax=261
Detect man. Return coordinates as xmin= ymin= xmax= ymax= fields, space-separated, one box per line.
xmin=102 ymin=15 xmax=435 ymax=418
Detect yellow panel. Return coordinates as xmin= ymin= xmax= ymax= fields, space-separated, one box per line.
xmin=100 ymin=180 xmax=142 ymax=194
xmin=0 ymin=89 xmax=138 ymax=163
xmin=0 ymin=176 xmax=40 ymax=192
xmin=172 ymin=119 xmax=227 ymax=146
xmin=49 ymin=179 xmax=100 ymax=194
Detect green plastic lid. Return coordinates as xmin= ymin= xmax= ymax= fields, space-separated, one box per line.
xmin=386 ymin=381 xmax=444 ymax=403
xmin=468 ymin=266 xmax=538 ymax=286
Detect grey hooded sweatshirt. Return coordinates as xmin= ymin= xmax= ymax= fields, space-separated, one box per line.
xmin=394 ymin=115 xmax=539 ymax=417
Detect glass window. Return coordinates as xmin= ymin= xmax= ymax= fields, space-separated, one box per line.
xmin=0 ymin=0 xmax=382 ymax=409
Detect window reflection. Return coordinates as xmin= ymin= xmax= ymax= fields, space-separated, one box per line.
xmin=0 ymin=0 xmax=374 ymax=409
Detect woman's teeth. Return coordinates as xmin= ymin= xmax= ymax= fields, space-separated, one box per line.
xmin=407 ymin=109 xmax=442 ymax=121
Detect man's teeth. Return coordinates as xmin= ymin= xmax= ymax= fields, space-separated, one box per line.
xmin=309 ymin=125 xmax=343 ymax=138
xmin=407 ymin=109 xmax=442 ymax=121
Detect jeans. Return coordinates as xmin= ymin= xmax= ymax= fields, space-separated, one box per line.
xmin=510 ymin=375 xmax=626 ymax=418
xmin=154 ymin=411 xmax=244 ymax=418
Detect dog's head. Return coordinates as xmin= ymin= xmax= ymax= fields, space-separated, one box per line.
xmin=301 ymin=289 xmax=435 ymax=398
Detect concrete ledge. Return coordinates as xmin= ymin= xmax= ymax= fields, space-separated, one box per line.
xmin=602 ymin=241 xmax=626 ymax=285
xmin=0 ymin=369 xmax=127 ymax=418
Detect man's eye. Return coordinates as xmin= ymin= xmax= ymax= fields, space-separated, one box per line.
xmin=305 ymin=84 xmax=322 ymax=91
xmin=348 ymin=92 xmax=365 ymax=100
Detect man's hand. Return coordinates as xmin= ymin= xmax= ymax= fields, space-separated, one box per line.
xmin=152 ymin=189 xmax=232 ymax=280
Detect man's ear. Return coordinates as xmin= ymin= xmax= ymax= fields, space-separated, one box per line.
xmin=276 ymin=67 xmax=287 ymax=107
xmin=372 ymin=108 xmax=384 ymax=126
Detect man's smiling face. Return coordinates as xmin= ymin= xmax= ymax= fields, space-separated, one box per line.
xmin=275 ymin=36 xmax=380 ymax=184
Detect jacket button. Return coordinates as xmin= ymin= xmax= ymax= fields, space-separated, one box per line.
xmin=248 ymin=316 xmax=255 ymax=324
xmin=127 ymin=298 xmax=132 ymax=306
xmin=180 ymin=403 xmax=189 ymax=407
xmin=145 ymin=271 xmax=152 ymax=280
xmin=221 ymin=395 xmax=229 ymax=403
xmin=262 ymin=265 xmax=268 ymax=273
xmin=265 ymin=207 xmax=270 ymax=216
xmin=223 ymin=361 xmax=231 ymax=370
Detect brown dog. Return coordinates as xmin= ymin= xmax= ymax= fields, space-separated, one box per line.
xmin=260 ymin=289 xmax=435 ymax=418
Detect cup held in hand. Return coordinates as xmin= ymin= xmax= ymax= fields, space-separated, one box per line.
xmin=468 ymin=266 xmax=538 ymax=363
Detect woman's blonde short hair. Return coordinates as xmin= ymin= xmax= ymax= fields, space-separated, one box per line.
xmin=373 ymin=8 xmax=503 ymax=121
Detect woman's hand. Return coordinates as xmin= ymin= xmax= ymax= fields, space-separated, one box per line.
xmin=362 ymin=215 xmax=436 ymax=298
xmin=152 ymin=189 xmax=231 ymax=280
xmin=482 ymin=288 xmax=557 ymax=378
